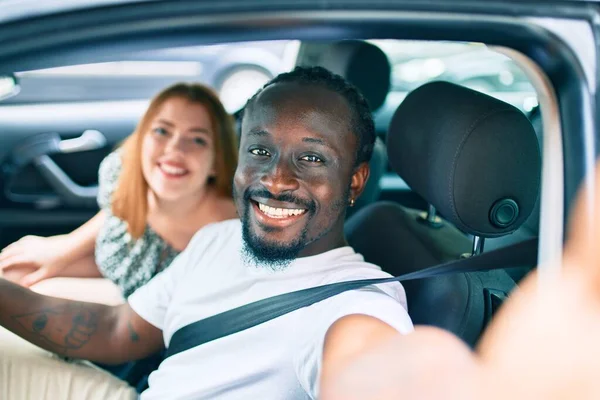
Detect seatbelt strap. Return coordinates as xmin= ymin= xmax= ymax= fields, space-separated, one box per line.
xmin=166 ymin=237 xmax=537 ymax=358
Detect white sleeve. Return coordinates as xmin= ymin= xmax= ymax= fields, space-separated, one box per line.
xmin=127 ymin=228 xmax=207 ymax=330
xmin=294 ymin=285 xmax=414 ymax=399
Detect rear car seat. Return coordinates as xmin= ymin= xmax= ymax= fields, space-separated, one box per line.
xmin=346 ymin=81 xmax=541 ymax=346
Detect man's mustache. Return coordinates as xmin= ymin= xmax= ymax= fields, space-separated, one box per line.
xmin=243 ymin=187 xmax=316 ymax=212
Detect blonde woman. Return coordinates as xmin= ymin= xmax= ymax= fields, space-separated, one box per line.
xmin=0 ymin=83 xmax=238 ymax=298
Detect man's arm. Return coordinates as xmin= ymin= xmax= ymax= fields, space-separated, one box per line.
xmin=0 ymin=278 xmax=163 ymax=365
xmin=320 ymin=322 xmax=478 ymax=400
xmin=320 ymin=314 xmax=398 ymax=386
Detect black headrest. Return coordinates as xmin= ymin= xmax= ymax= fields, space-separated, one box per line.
xmin=388 ymin=81 xmax=541 ymax=238
xmin=318 ymin=40 xmax=391 ymax=112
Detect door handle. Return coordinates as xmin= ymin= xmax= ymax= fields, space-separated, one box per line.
xmin=58 ymin=130 xmax=107 ymax=154
xmin=10 ymin=130 xmax=108 ymax=167
xmin=4 ymin=130 xmax=108 ymax=208
xmin=32 ymin=155 xmax=99 ymax=207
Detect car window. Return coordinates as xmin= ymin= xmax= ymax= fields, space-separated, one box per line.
xmin=5 ymin=39 xmax=536 ymax=116
xmin=8 ymin=40 xmax=300 ymax=112
xmin=372 ymin=40 xmax=538 ymax=113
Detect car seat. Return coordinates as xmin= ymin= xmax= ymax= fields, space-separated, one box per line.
xmin=346 ymin=81 xmax=541 ymax=346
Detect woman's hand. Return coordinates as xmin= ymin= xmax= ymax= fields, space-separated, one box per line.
xmin=0 ymin=235 xmax=72 ymax=287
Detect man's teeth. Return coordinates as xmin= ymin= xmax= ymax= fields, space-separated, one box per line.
xmin=258 ymin=202 xmax=306 ymax=218
xmin=161 ymin=164 xmax=187 ymax=175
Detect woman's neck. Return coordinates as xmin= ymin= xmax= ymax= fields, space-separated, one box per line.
xmin=146 ymin=187 xmax=236 ymax=251
xmin=149 ymin=186 xmax=212 ymax=220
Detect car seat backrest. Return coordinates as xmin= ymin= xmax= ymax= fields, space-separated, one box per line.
xmin=346 ymin=202 xmax=472 ymax=273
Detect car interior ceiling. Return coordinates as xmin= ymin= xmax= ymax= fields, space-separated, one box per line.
xmin=0 ymin=37 xmax=544 ymax=347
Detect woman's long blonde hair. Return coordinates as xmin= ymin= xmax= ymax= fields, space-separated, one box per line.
xmin=112 ymin=83 xmax=238 ymax=239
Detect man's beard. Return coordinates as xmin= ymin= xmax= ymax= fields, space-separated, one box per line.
xmin=241 ymin=209 xmax=309 ymax=270
xmin=235 ymin=186 xmax=349 ymax=271
xmin=238 ymin=187 xmax=314 ymax=270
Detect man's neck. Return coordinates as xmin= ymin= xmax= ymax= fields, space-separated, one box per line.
xmin=296 ymin=224 xmax=348 ymax=259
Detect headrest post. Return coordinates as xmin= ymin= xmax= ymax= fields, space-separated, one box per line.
xmin=425 ymin=204 xmax=437 ymax=224
xmin=418 ymin=204 xmax=442 ymax=228
xmin=472 ymin=236 xmax=485 ymax=256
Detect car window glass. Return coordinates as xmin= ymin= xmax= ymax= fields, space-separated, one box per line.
xmin=8 ymin=40 xmax=300 ymax=112
xmin=7 ymin=39 xmax=537 ymax=115
xmin=372 ymin=39 xmax=538 ymax=113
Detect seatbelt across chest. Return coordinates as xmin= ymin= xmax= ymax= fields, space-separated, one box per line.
xmin=166 ymin=238 xmax=538 ymax=358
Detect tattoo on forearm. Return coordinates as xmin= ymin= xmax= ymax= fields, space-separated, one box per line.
xmin=11 ymin=304 xmax=98 ymax=353
xmin=128 ymin=320 xmax=140 ymax=342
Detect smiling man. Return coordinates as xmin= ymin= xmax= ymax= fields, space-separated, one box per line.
xmin=237 ymin=68 xmax=373 ymax=267
xmin=0 ymin=66 xmax=412 ymax=400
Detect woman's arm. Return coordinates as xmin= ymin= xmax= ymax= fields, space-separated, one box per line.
xmin=59 ymin=211 xmax=105 ymax=271
xmin=0 ymin=211 xmax=106 ymax=286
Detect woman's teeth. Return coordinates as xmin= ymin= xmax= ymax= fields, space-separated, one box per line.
xmin=160 ymin=164 xmax=187 ymax=176
xmin=258 ymin=202 xmax=306 ymax=218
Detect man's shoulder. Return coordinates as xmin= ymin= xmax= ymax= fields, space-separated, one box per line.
xmin=187 ymin=218 xmax=242 ymax=253
xmin=318 ymin=259 xmax=393 ymax=286
xmin=198 ymin=218 xmax=241 ymax=235
xmin=313 ymin=263 xmax=409 ymax=319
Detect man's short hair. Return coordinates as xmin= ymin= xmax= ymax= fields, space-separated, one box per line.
xmin=244 ymin=66 xmax=376 ymax=166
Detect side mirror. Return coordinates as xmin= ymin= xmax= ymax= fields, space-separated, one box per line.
xmin=0 ymin=75 xmax=20 ymax=101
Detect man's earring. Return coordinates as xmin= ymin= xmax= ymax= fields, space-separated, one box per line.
xmin=349 ymin=198 xmax=355 ymax=207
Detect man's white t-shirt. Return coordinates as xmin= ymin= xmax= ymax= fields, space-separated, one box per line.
xmin=129 ymin=219 xmax=413 ymax=399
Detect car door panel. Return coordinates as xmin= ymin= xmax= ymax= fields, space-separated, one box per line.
xmin=0 ymin=100 xmax=143 ymax=248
